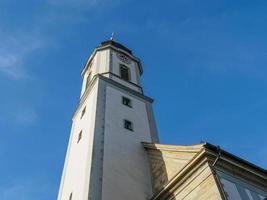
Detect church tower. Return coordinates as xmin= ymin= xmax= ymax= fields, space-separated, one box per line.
xmin=58 ymin=39 xmax=159 ymax=200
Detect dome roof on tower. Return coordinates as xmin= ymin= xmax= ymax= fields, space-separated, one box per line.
xmin=99 ymin=40 xmax=132 ymax=55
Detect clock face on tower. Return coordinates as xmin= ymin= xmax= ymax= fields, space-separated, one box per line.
xmin=116 ymin=52 xmax=131 ymax=64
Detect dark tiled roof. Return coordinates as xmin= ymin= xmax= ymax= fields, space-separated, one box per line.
xmin=204 ymin=142 xmax=267 ymax=174
xmin=100 ymin=40 xmax=132 ymax=55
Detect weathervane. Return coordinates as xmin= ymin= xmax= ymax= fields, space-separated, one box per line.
xmin=110 ymin=32 xmax=115 ymax=41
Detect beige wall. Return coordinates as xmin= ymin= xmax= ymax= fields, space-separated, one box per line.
xmin=145 ymin=144 xmax=202 ymax=194
xmin=172 ymin=163 xmax=221 ymax=200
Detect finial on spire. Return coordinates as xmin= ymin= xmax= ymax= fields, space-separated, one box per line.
xmin=110 ymin=32 xmax=115 ymax=41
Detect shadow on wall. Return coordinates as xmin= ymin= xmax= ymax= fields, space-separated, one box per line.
xmin=143 ymin=143 xmax=176 ymax=200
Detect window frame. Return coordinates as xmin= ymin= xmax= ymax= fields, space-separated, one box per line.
xmin=122 ymin=96 xmax=132 ymax=108
xmin=77 ymin=130 xmax=82 ymax=143
xmin=124 ymin=119 xmax=133 ymax=131
xmin=81 ymin=107 xmax=86 ymax=119
xmin=120 ymin=64 xmax=131 ymax=82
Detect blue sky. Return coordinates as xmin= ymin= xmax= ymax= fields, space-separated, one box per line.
xmin=1 ymin=0 xmax=267 ymax=199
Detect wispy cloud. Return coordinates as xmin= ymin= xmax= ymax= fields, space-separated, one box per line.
xmin=0 ymin=0 xmax=130 ymax=82
xmin=14 ymin=108 xmax=39 ymax=127
xmin=47 ymin=0 xmax=99 ymax=6
xmin=0 ymin=106 xmax=39 ymax=129
xmin=130 ymin=5 xmax=267 ymax=78
xmin=46 ymin=0 xmax=130 ymax=10
xmin=0 ymin=34 xmax=43 ymax=80
xmin=0 ymin=177 xmax=56 ymax=200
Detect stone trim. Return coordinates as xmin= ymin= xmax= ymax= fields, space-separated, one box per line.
xmin=98 ymin=74 xmax=153 ymax=103
xmin=143 ymin=142 xmax=204 ymax=153
xmin=100 ymin=72 xmax=143 ymax=93
xmin=88 ymin=80 xmax=106 ymax=200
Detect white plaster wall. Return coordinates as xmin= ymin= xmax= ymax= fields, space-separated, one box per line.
xmin=58 ymin=81 xmax=99 ymax=200
xmin=109 ymin=75 xmax=142 ymax=93
xmin=80 ymin=50 xmax=110 ymax=96
xmin=97 ymin=49 xmax=110 ymax=74
xmin=101 ymin=85 xmax=153 ymax=200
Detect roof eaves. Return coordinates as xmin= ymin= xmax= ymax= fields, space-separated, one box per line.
xmin=204 ymin=142 xmax=267 ymax=174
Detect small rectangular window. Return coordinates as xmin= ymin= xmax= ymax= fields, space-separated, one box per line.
xmin=77 ymin=131 xmax=82 ymax=143
xmin=81 ymin=107 xmax=86 ymax=119
xmin=122 ymin=96 xmax=132 ymax=107
xmin=120 ymin=65 xmax=130 ymax=81
xmin=124 ymin=119 xmax=133 ymax=131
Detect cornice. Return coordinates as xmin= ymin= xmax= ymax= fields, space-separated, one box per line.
xmin=98 ymin=74 xmax=153 ymax=103
xmin=206 ymin=150 xmax=267 ymax=180
xmin=205 ymin=148 xmax=267 ymax=190
xmin=143 ymin=142 xmax=204 ymax=153
xmin=71 ymin=74 xmax=153 ymax=121
xmin=100 ymin=72 xmax=143 ymax=94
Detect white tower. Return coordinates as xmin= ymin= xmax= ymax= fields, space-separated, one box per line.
xmin=58 ymin=39 xmax=159 ymax=200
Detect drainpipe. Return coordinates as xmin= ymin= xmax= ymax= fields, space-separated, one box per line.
xmin=210 ymin=146 xmax=228 ymax=200
xmin=212 ymin=146 xmax=222 ymax=167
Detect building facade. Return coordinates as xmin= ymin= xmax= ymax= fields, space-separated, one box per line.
xmin=144 ymin=142 xmax=267 ymax=200
xmin=58 ymin=39 xmax=267 ymax=200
